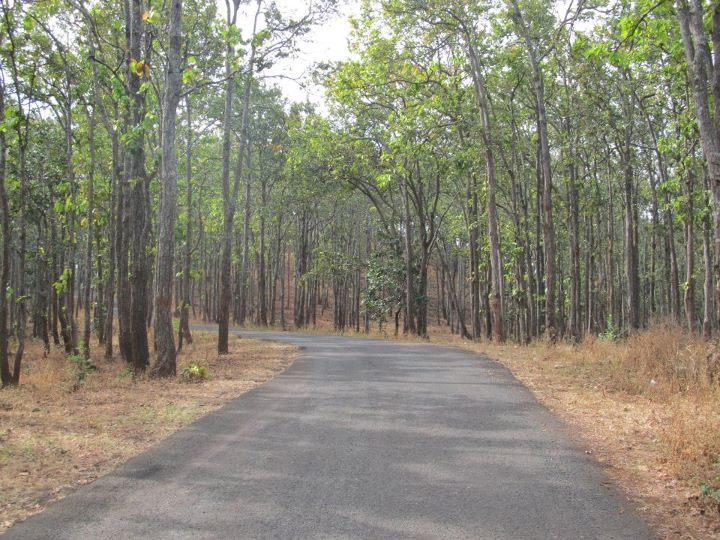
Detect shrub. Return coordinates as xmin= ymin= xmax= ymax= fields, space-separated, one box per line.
xmin=69 ymin=349 xmax=96 ymax=391
xmin=118 ymin=366 xmax=134 ymax=380
xmin=599 ymin=314 xmax=623 ymax=342
xmin=180 ymin=361 xmax=209 ymax=383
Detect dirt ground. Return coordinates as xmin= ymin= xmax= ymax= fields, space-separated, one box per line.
xmin=0 ymin=331 xmax=296 ymax=533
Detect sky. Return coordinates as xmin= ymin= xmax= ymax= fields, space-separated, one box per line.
xmin=220 ymin=0 xmax=360 ymax=106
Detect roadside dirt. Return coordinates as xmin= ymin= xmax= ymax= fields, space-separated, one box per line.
xmin=0 ymin=332 xmax=296 ymax=533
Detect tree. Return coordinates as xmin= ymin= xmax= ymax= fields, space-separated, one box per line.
xmin=153 ymin=0 xmax=184 ymax=377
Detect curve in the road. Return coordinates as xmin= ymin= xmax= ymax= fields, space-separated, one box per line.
xmin=4 ymin=330 xmax=656 ymax=539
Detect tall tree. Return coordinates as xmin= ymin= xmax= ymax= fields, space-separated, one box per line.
xmin=153 ymin=0 xmax=184 ymax=377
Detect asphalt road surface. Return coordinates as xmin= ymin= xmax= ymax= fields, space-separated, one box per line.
xmin=4 ymin=330 xmax=656 ymax=539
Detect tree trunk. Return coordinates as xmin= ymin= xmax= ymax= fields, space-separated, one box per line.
xmin=153 ymin=0 xmax=183 ymax=377
xmin=179 ymin=96 xmax=193 ymax=351
xmin=83 ymin=103 xmax=96 ymax=359
xmin=126 ymin=0 xmax=150 ymax=372
xmin=466 ymin=41 xmax=504 ymax=342
xmin=623 ymin=142 xmax=640 ymax=330
xmin=0 ymin=83 xmax=11 ymax=386
xmin=685 ymin=170 xmax=696 ymax=333
xmin=677 ymin=0 xmax=720 ymax=330
xmin=401 ymin=176 xmax=416 ymax=334
xmin=218 ymin=0 xmax=260 ymax=353
xmin=511 ymin=0 xmax=556 ymax=340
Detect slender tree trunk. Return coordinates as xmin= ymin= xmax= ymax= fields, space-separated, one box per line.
xmin=103 ymin=133 xmax=119 ymax=358
xmin=258 ymin=175 xmax=268 ymax=326
xmin=153 ymin=0 xmax=183 ymax=377
xmin=238 ymin=145 xmax=252 ymax=325
xmin=83 ymin=104 xmax=96 ymax=359
xmin=678 ymin=0 xmax=720 ymax=329
xmin=622 ymin=142 xmax=640 ymax=330
xmin=0 ymin=83 xmax=11 ymax=386
xmin=703 ymin=168 xmax=714 ymax=338
xmin=217 ymin=8 xmax=237 ymax=353
xmin=685 ymin=170 xmax=696 ymax=333
xmin=218 ymin=0 xmax=260 ymax=353
xmin=12 ymin=124 xmax=28 ymax=384
xmin=179 ymin=96 xmax=193 ymax=351
xmin=511 ymin=0 xmax=556 ymax=339
xmin=466 ymin=41 xmax=503 ymax=342
xmin=127 ymin=0 xmax=150 ymax=372
xmin=567 ymin=131 xmax=581 ymax=341
xmin=401 ymin=176 xmax=416 ymax=334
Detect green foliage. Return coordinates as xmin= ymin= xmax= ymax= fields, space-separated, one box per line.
xmin=362 ymin=234 xmax=405 ymax=330
xmin=69 ymin=347 xmax=96 ymax=390
xmin=599 ymin=315 xmax=623 ymax=343
xmin=53 ymin=268 xmax=72 ymax=294
xmin=699 ymin=481 xmax=720 ymax=504
xmin=180 ymin=362 xmax=210 ymax=383
xmin=118 ymin=366 xmax=134 ymax=380
xmin=699 ymin=458 xmax=720 ymax=505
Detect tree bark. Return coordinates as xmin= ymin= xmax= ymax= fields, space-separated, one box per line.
xmin=678 ymin=0 xmax=720 ymax=329
xmin=126 ymin=0 xmax=150 ymax=372
xmin=466 ymin=40 xmax=504 ymax=342
xmin=0 ymin=82 xmax=11 ymax=386
xmin=179 ymin=96 xmax=193 ymax=351
xmin=83 ymin=103 xmax=96 ymax=359
xmin=153 ymin=0 xmax=183 ymax=377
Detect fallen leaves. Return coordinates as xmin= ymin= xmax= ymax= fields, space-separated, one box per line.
xmin=0 ymin=334 xmax=296 ymax=533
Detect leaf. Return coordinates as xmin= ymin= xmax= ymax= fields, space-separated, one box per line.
xmin=252 ymin=29 xmax=272 ymax=48
xmin=376 ymin=173 xmax=392 ymax=189
xmin=142 ymin=9 xmax=160 ymax=24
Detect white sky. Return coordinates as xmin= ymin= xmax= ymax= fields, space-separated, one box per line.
xmin=219 ymin=0 xmax=587 ymax=106
xmin=221 ymin=0 xmax=360 ymax=106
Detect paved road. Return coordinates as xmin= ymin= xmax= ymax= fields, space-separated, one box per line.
xmin=4 ymin=330 xmax=655 ymax=539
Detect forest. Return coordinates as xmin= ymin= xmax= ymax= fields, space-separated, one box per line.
xmin=0 ymin=0 xmax=719 ymax=386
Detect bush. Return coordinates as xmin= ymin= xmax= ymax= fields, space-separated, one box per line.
xmin=69 ymin=350 xmax=96 ymax=391
xmin=599 ymin=314 xmax=623 ymax=342
xmin=118 ymin=366 xmax=134 ymax=380
xmin=180 ymin=361 xmax=209 ymax=383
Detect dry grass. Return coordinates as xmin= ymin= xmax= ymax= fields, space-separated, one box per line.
xmin=424 ymin=322 xmax=720 ymax=539
xmin=0 ymin=331 xmax=296 ymax=533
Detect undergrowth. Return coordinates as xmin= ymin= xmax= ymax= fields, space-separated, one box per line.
xmin=466 ymin=320 xmax=720 ymax=520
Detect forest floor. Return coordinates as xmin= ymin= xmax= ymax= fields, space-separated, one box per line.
xmin=0 ymin=331 xmax=297 ymax=533
xmin=295 ymin=320 xmax=720 ymax=540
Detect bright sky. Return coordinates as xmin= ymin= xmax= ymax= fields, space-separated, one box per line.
xmin=220 ymin=0 xmax=360 ymax=106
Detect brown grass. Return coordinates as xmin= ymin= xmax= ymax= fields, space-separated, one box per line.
xmin=0 ymin=331 xmax=296 ymax=532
